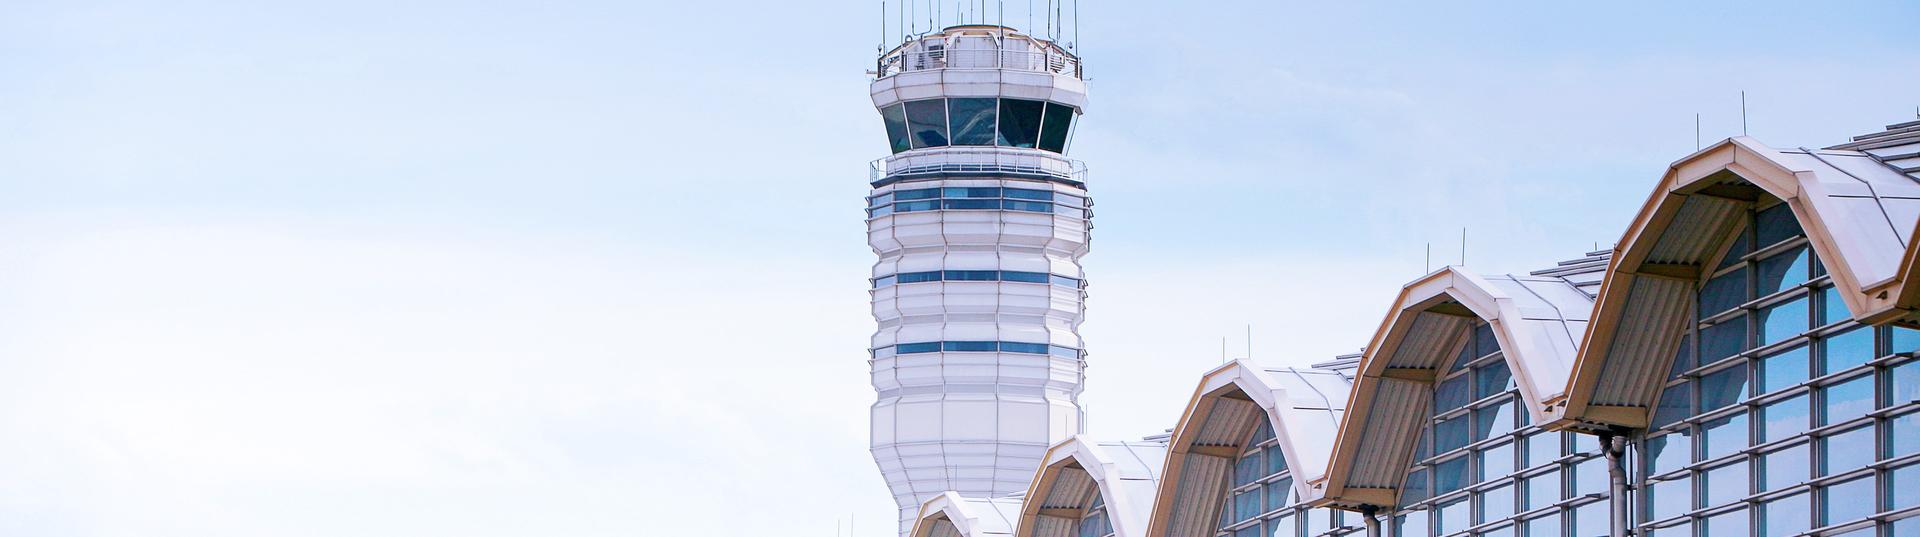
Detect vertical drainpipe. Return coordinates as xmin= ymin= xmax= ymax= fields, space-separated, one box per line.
xmin=1601 ymin=432 xmax=1628 ymax=537
xmin=1362 ymin=505 xmax=1381 ymax=537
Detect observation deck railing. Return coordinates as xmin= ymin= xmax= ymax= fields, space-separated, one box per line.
xmin=876 ymin=46 xmax=1082 ymax=79
xmin=871 ymin=147 xmax=1087 ymax=185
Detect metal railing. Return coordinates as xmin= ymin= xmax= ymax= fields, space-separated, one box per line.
xmin=876 ymin=47 xmax=1082 ymax=79
xmin=870 ymin=149 xmax=1087 ymax=184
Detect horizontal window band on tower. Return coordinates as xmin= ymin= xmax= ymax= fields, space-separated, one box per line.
xmin=866 ymin=186 xmax=1088 ymax=218
xmin=872 ymin=270 xmax=1083 ymax=289
xmin=870 ymin=341 xmax=1083 ymax=359
xmin=879 ymin=97 xmax=1079 ymax=154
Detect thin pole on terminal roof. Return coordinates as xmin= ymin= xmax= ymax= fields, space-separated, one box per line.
xmin=1246 ymin=324 xmax=1252 ymax=360
xmin=1695 ymin=113 xmax=1701 ymax=150
xmin=1460 ymin=228 xmax=1468 ymax=266
xmin=1741 ymin=90 xmax=1749 ymax=136
xmin=1221 ymin=336 xmax=1226 ymax=364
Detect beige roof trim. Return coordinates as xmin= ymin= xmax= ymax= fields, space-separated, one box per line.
xmin=1315 ymin=267 xmax=1584 ymax=509
xmin=1144 ymin=361 xmax=1330 ymax=537
xmin=1018 ymin=437 xmax=1144 ymax=537
xmin=1553 ymin=136 xmax=1920 ymax=431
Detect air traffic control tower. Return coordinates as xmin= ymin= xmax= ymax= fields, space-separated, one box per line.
xmin=865 ymin=23 xmax=1092 ymax=535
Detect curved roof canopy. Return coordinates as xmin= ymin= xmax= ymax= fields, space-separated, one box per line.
xmin=1314 ymin=261 xmax=1602 ymax=510
xmin=1145 ymin=360 xmax=1354 ymax=537
xmin=1016 ymin=436 xmax=1167 ymax=537
xmin=911 ymin=492 xmax=1023 ymax=537
xmin=1552 ymin=127 xmax=1920 ymax=431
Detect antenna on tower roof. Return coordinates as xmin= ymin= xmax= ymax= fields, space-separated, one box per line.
xmin=1695 ymin=113 xmax=1701 ymax=150
xmin=1741 ymin=90 xmax=1749 ymax=136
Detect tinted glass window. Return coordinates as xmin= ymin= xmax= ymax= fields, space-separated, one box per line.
xmin=904 ymin=99 xmax=949 ymax=148
xmin=1755 ymin=245 xmax=1809 ymax=295
xmin=1700 ymin=363 xmax=1748 ymax=410
xmin=1004 ymin=188 xmax=1054 ymax=200
xmin=943 ymin=341 xmax=996 ymax=352
xmin=948 ymin=98 xmax=997 ymax=145
xmin=1038 ymin=102 xmax=1075 ymax=152
xmin=1759 ymin=394 xmax=1807 ymax=442
xmin=894 ymin=188 xmax=940 ymax=200
xmin=1759 ymin=345 xmax=1808 ymax=394
xmin=1001 ymin=271 xmax=1049 ymax=283
xmin=997 ymin=98 xmax=1044 ymax=148
xmin=1700 ymin=270 xmax=1749 ymax=318
xmin=881 ymin=104 xmax=911 ymax=153
xmin=1755 ymin=203 xmax=1802 ymax=247
xmin=1000 ymin=342 xmax=1049 ymax=354
xmin=1757 ymin=296 xmax=1808 ymax=346
xmin=943 ymin=270 xmax=998 ymax=281
xmin=943 ymin=187 xmax=1001 ymax=198
xmin=1700 ymin=317 xmax=1748 ymax=364
xmin=943 ymin=199 xmax=998 ymax=210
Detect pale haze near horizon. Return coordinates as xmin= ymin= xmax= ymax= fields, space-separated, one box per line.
xmin=1 ymin=1 xmax=1915 ymax=536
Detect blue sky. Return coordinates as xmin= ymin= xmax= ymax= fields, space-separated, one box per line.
xmin=0 ymin=1 xmax=1915 ymax=536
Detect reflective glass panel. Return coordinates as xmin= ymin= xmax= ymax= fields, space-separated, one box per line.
xmin=1526 ymin=431 xmax=1562 ymax=468
xmin=1703 ymin=460 xmax=1748 ymax=507
xmin=1821 ymin=374 xmax=1874 ymax=426
xmin=1480 ymin=483 xmax=1514 ymax=523
xmin=1821 ymin=476 xmax=1875 ymax=526
xmin=1003 ymin=188 xmax=1053 ymax=201
xmin=996 ymin=98 xmax=1043 ymax=148
xmin=1703 ymin=508 xmax=1749 ymax=537
xmin=1669 ymin=333 xmax=1694 ymax=380
xmin=1820 ymin=285 xmax=1849 ymax=326
xmin=1523 ymin=471 xmax=1560 ymax=510
xmin=1754 ymin=245 xmax=1810 ymax=296
xmin=1476 ymin=323 xmax=1500 ymax=358
xmin=1037 ymin=102 xmax=1074 ymax=152
xmin=1893 ymin=463 xmax=1920 ymax=510
xmin=1755 ymin=203 xmax=1802 ymax=247
xmin=1760 ymin=345 xmax=1808 ymax=394
xmin=1760 ymin=491 xmax=1809 ymax=537
xmin=1646 ymin=432 xmax=1691 ymax=475
xmin=1701 ymin=318 xmax=1749 ymax=365
xmin=1522 ymin=512 xmax=1558 ymax=537
xmin=1720 ymin=224 xmax=1753 ymax=269
xmin=1758 ymin=443 xmax=1808 ymax=492
xmin=903 ymin=99 xmax=949 ymax=148
xmin=1700 ymin=364 xmax=1749 ymax=411
xmin=1759 ymin=394 xmax=1808 ymax=443
xmin=1394 ymin=512 xmax=1427 ymax=537
xmin=1436 ymin=375 xmax=1470 ymax=413
xmin=947 ymin=98 xmax=997 ymax=145
xmin=1435 ymin=456 xmax=1471 ymax=494
xmin=1266 ymin=477 xmax=1293 ymax=511
xmin=1574 ymin=457 xmax=1606 ymax=496
xmin=1820 ymin=426 xmax=1873 ymax=476
xmin=1894 ymin=411 xmax=1919 ymax=458
xmin=1646 ymin=477 xmax=1689 ymax=521
xmin=1651 ymin=384 xmax=1691 ymax=428
xmin=1401 ymin=469 xmax=1430 ymax=507
xmin=1574 ymin=501 xmax=1607 ymax=537
xmin=881 ymin=104 xmax=911 ymax=153
xmin=1481 ymin=441 xmax=1515 ymax=479
xmin=1475 ymin=399 xmax=1516 ymax=440
xmin=1821 ymin=327 xmax=1874 ymax=375
xmin=1702 ymin=413 xmax=1749 ymax=460
xmin=1701 ymin=270 xmax=1750 ymax=318
xmin=1436 ymin=497 xmax=1469 ymax=535
xmin=1436 ymin=415 xmax=1470 ymax=453
xmin=1233 ymin=450 xmax=1262 ymax=486
xmin=1757 ymin=296 xmax=1809 ymax=347
xmin=1477 ymin=362 xmax=1514 ymax=399
xmin=1897 ymin=360 xmax=1920 ymax=406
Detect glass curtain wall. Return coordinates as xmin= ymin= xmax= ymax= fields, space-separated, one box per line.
xmin=1636 ymin=200 xmax=1920 ymax=537
xmin=1390 ymin=320 xmax=1612 ymax=537
xmin=1215 ymin=421 xmax=1359 ymax=537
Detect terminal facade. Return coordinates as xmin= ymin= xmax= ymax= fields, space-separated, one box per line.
xmin=861 ymin=18 xmax=1920 ymax=537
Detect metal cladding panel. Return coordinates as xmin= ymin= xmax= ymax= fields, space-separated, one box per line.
xmin=1592 ymin=276 xmax=1691 ymax=408
xmin=1385 ymin=312 xmax=1469 ymax=369
xmin=1263 ymin=366 xmax=1354 ymax=481
xmin=1102 ymin=441 xmax=1170 ymax=482
xmin=932 ymin=520 xmax=964 ymax=537
xmin=1041 ymin=471 xmax=1095 ymax=508
xmin=1031 ymin=516 xmax=1074 ymax=537
xmin=1646 ymin=194 xmax=1743 ymax=265
xmin=1346 ymin=378 xmax=1429 ymax=489
xmin=1163 ymin=454 xmax=1229 ymax=537
xmin=1195 ymin=398 xmax=1258 ymax=446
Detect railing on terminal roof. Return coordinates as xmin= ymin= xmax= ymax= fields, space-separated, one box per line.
xmin=875 ymin=41 xmax=1082 ymax=79
xmin=870 ymin=148 xmax=1087 ymax=185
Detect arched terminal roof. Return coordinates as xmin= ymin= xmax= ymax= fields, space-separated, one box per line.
xmin=1016 ymin=436 xmax=1167 ymax=537
xmin=1552 ymin=124 xmax=1920 ymax=431
xmin=911 ymin=492 xmax=1024 ymax=537
xmin=1145 ymin=359 xmax=1355 ymax=537
xmin=1314 ymin=258 xmax=1604 ymax=510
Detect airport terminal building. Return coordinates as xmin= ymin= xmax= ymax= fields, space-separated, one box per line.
xmin=859 ymin=17 xmax=1920 ymax=537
